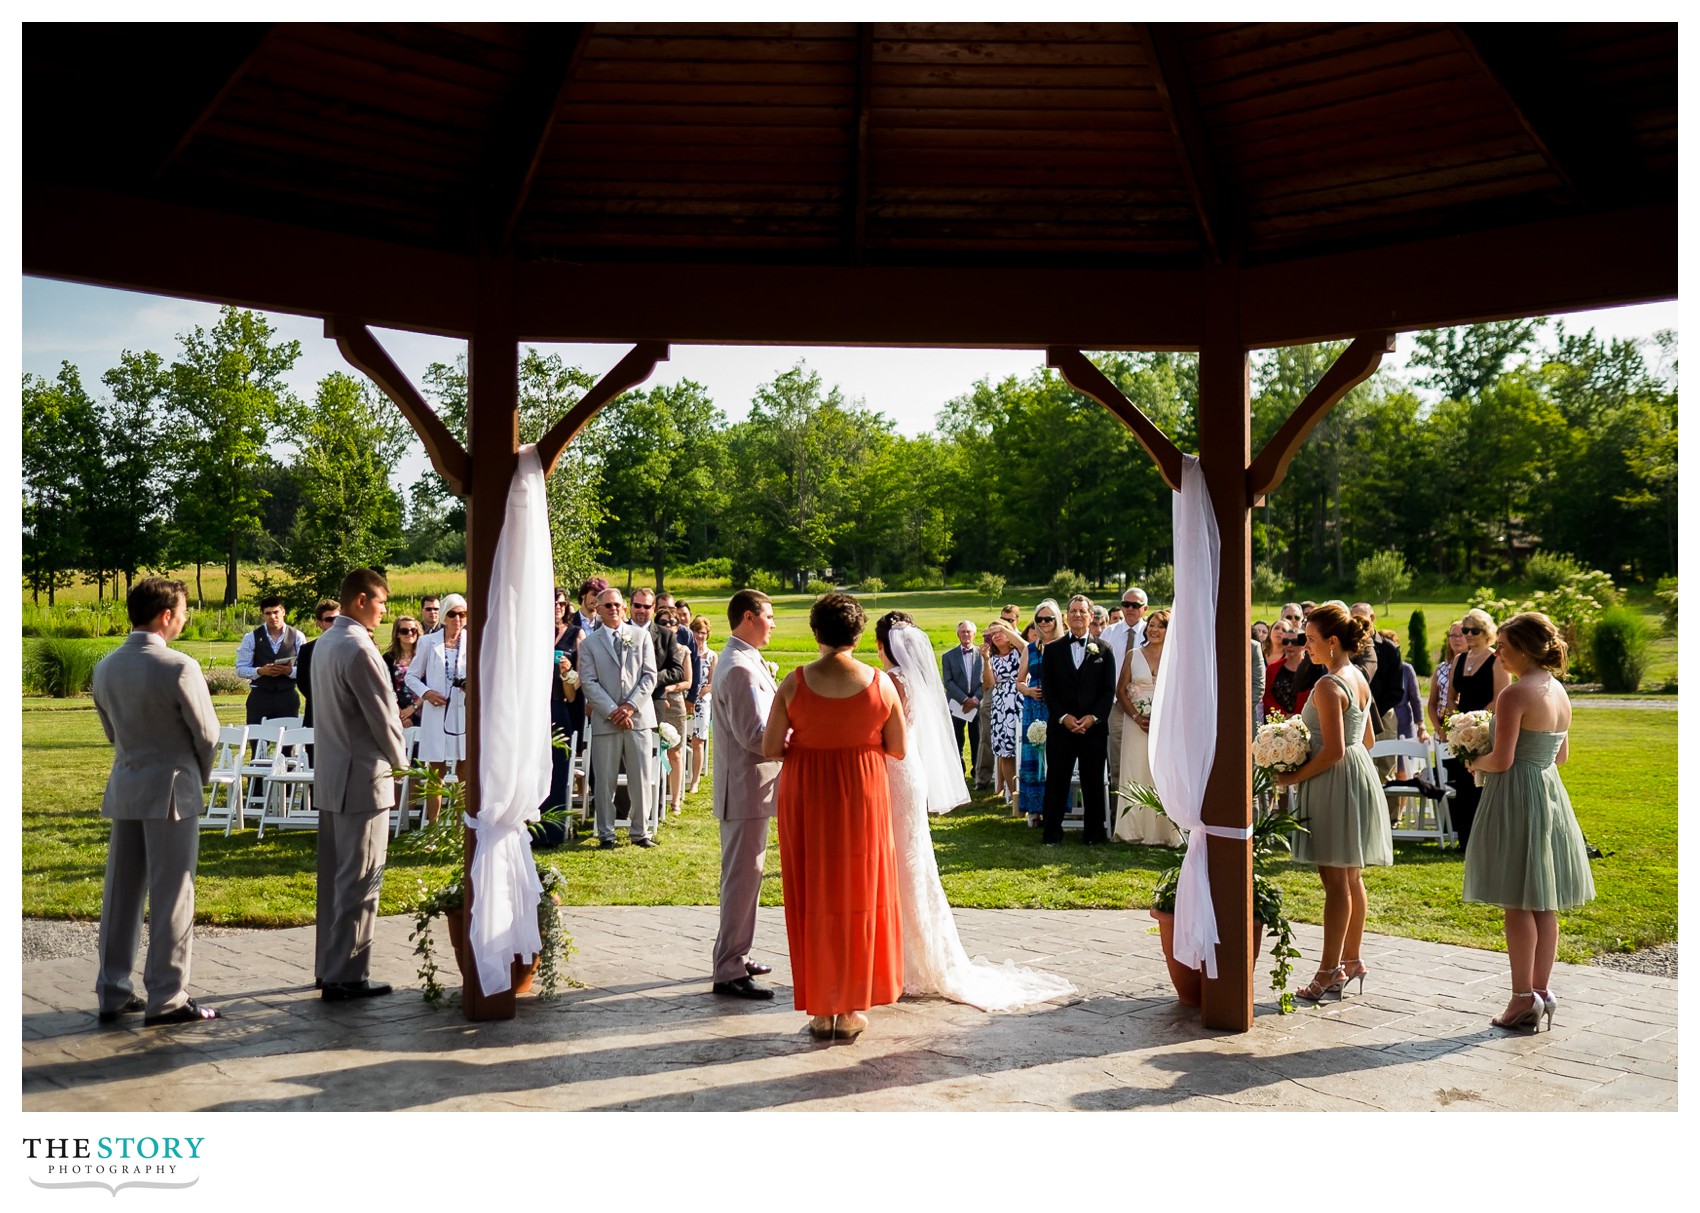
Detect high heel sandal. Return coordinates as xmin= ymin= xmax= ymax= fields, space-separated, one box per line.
xmin=1491 ymin=991 xmax=1545 ymax=1032
xmin=1340 ymin=959 xmax=1369 ymax=997
xmin=1295 ymin=965 xmax=1345 ymax=1002
xmin=1534 ymin=989 xmax=1557 ymax=1031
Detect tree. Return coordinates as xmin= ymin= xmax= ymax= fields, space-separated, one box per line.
xmin=22 ymin=363 xmax=99 ymax=604
xmin=1354 ymin=550 xmax=1411 ymax=615
xmin=1408 ymin=318 xmax=1546 ymax=403
xmin=166 ymin=307 xmax=302 ymax=604
xmin=83 ymin=351 xmax=172 ymax=597
xmin=279 ymin=373 xmax=410 ymax=607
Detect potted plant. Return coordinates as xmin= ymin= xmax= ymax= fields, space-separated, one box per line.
xmin=1122 ymin=766 xmax=1304 ymax=1013
xmin=398 ymin=764 xmax=574 ymax=1005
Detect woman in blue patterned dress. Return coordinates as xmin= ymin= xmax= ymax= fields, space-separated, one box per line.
xmin=983 ymin=620 xmax=1024 ymax=803
xmin=1016 ymin=599 xmax=1061 ymax=827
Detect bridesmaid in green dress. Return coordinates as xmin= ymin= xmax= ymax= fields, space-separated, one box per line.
xmin=1276 ymin=603 xmax=1394 ymax=1002
xmin=1462 ymin=612 xmax=1594 ymax=1033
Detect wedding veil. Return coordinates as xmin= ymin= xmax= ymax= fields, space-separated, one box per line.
xmin=888 ymin=623 xmax=972 ymax=815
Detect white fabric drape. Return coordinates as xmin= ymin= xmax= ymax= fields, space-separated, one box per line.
xmin=888 ymin=624 xmax=971 ymax=814
xmin=1148 ymin=455 xmax=1224 ymax=976
xmin=467 ymin=445 xmax=552 ymax=996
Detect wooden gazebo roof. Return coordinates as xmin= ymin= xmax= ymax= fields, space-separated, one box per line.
xmin=24 ymin=21 xmax=1675 ymax=346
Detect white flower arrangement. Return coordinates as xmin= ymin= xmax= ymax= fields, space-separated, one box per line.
xmin=764 ymin=660 xmax=779 ymax=678
xmin=563 ymin=669 xmax=580 ymax=688
xmin=616 ymin=629 xmax=635 ymax=653
xmin=1085 ymin=640 xmax=1102 ymax=656
xmin=1026 ymin=719 xmax=1048 ymax=745
xmin=1252 ymin=714 xmax=1311 ymax=773
xmin=1444 ymin=709 xmax=1495 ymax=784
xmin=657 ymin=722 xmax=681 ymax=749
xmin=1133 ymin=697 xmax=1153 ymax=719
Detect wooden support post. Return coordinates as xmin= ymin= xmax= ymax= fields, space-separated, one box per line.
xmin=1197 ymin=267 xmax=1253 ymax=1032
xmin=460 ymin=259 xmax=520 ymax=1023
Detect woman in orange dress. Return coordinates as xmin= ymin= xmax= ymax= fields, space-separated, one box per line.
xmin=763 ymin=593 xmax=908 ymax=1041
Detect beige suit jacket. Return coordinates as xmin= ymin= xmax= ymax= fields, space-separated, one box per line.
xmin=311 ymin=616 xmax=407 ymax=815
xmin=580 ymin=622 xmax=659 ymax=730
xmin=92 ymin=632 xmax=221 ymax=820
xmin=711 ymin=636 xmax=782 ymax=822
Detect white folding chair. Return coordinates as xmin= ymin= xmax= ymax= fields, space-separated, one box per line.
xmin=202 ymin=724 xmax=249 ymax=833
xmin=258 ymin=727 xmax=316 ymax=838
xmin=1372 ymin=738 xmax=1455 ymax=847
xmin=238 ymin=721 xmax=289 ymax=829
xmin=263 ymin=715 xmax=302 ymax=730
xmin=391 ymin=727 xmax=424 ymax=837
xmin=1062 ymin=760 xmax=1114 ymax=836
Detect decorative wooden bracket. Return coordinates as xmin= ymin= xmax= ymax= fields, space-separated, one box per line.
xmin=326 ymin=317 xmax=472 ymax=497
xmin=536 ymin=341 xmax=671 ymax=476
xmin=1247 ymin=332 xmax=1394 ymax=504
xmin=1046 ymin=347 xmax=1185 ymax=492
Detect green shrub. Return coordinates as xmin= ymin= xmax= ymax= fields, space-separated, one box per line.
xmin=24 ymin=638 xmax=121 ymax=697
xmin=804 ymin=579 xmax=834 ymax=596
xmin=1525 ymin=550 xmax=1587 ymax=590
xmin=1590 ymin=608 xmax=1649 ymax=693
xmin=1252 ymin=563 xmax=1288 ymax=603
xmin=1407 ymin=610 xmax=1430 ymax=676
xmin=668 ymin=556 xmax=733 ymax=581
xmin=747 ymin=569 xmax=785 ymax=595
xmin=859 ymin=577 xmax=886 ymax=600
xmin=1141 ymin=564 xmax=1175 ymax=606
xmin=1046 ymin=568 xmax=1090 ymax=603
xmin=1355 ymin=550 xmax=1412 ymax=613
xmin=1654 ymin=575 xmax=1677 ymax=634
xmin=975 ymin=572 xmax=1006 ymax=603
xmin=203 ymin=665 xmax=249 ymax=696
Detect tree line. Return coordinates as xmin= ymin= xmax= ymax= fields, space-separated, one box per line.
xmin=24 ymin=308 xmax=1677 ymax=609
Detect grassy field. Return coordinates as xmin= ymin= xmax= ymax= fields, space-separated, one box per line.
xmin=21 ymin=692 xmax=1675 ymax=963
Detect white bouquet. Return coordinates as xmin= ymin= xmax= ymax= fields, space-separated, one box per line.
xmin=1026 ymin=719 xmax=1048 ymax=746
xmin=1444 ymin=709 xmax=1494 ymax=784
xmin=563 ymin=669 xmax=580 ymax=689
xmin=1132 ymin=697 xmax=1153 ymax=719
xmin=1252 ymin=713 xmax=1310 ymax=773
xmin=657 ymin=722 xmax=681 ymax=749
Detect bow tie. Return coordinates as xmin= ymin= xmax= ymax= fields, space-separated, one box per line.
xmin=1071 ymin=636 xmax=1087 ymax=645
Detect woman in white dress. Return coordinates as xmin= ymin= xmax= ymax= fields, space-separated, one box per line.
xmin=1113 ymin=609 xmax=1182 ymax=845
xmin=405 ymin=591 xmax=469 ymax=823
xmin=873 ymin=611 xmax=1077 ymax=1011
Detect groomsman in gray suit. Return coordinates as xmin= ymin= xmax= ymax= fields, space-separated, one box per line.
xmin=312 ymin=567 xmax=407 ymax=1000
xmin=91 ymin=577 xmax=223 ymax=1025
xmin=710 ymin=589 xmax=780 ymax=999
xmin=580 ymin=588 xmax=661 ymax=849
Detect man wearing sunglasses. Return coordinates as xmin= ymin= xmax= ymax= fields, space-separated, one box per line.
xmin=1100 ymin=587 xmax=1147 ymax=791
xmin=580 ymin=590 xmax=661 ymax=849
xmin=294 ymin=599 xmax=342 ymax=733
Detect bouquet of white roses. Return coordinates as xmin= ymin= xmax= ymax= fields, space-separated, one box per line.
xmin=657 ymin=722 xmax=681 ymax=750
xmin=1443 ymin=709 xmax=1494 ymax=784
xmin=563 ymin=669 xmax=580 ymax=689
xmin=1252 ymin=713 xmax=1310 ymax=774
xmin=1132 ymin=696 xmax=1153 ymax=719
xmin=1026 ymin=719 xmax=1048 ymax=746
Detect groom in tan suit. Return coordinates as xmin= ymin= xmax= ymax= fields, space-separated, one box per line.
xmin=312 ymin=567 xmax=407 ymax=1000
xmin=710 ymin=589 xmax=781 ymax=1000
xmin=91 ymin=577 xmax=223 ymax=1025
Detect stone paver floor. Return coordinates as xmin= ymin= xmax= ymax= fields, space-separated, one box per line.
xmin=22 ymin=907 xmax=1676 ymax=1112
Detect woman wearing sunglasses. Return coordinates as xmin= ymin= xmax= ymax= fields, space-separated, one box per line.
xmin=406 ymin=592 xmax=469 ymax=824
xmin=1014 ymin=598 xmax=1061 ymax=827
xmin=383 ymin=615 xmax=422 ymax=730
xmin=1438 ymin=607 xmax=1511 ymax=849
xmin=1262 ymin=619 xmax=1312 ymax=720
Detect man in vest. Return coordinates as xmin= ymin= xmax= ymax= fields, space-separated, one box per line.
xmin=236 ymin=594 xmax=304 ymax=724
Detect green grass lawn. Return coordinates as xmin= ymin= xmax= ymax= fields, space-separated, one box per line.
xmin=22 ymin=692 xmax=1675 ymax=964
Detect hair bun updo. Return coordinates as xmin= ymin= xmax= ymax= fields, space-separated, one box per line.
xmin=1498 ymin=611 xmax=1569 ymax=674
xmin=1304 ymin=601 xmax=1373 ymax=655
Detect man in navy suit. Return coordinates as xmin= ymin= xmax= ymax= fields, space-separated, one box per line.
xmin=1039 ymin=595 xmax=1117 ymax=845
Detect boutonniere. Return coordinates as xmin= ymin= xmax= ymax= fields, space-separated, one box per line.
xmin=616 ymin=629 xmax=636 ymax=653
xmin=764 ymin=660 xmax=779 ymax=678
xmin=1086 ymin=641 xmax=1103 ymax=657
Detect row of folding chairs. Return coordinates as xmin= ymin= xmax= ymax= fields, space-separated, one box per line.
xmin=1369 ymin=736 xmax=1459 ymax=847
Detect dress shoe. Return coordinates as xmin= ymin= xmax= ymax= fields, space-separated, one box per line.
xmin=97 ymin=995 xmax=145 ymax=1024
xmin=712 ymin=977 xmax=774 ymax=1000
xmin=744 ymin=961 xmax=773 ymax=977
xmin=321 ymin=980 xmax=393 ymax=1002
xmin=1083 ymin=836 xmax=1106 ymax=846
xmin=1042 ymin=838 xmax=1062 ymax=846
xmin=143 ymin=998 xmax=221 ymax=1026
xmin=632 ymin=836 xmax=658 ymax=848
xmin=599 ymin=838 xmax=618 ymax=849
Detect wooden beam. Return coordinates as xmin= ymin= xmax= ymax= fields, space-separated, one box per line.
xmin=1247 ymin=332 xmax=1395 ymax=502
xmin=536 ymin=342 xmax=670 ymax=477
xmin=483 ymin=22 xmax=588 ymax=254
xmin=325 ymin=318 xmax=472 ymax=496
xmin=1045 ymin=348 xmax=1184 ymax=492
xmin=151 ymin=25 xmax=274 ymax=184
xmin=847 ymin=22 xmax=874 ymax=265
xmin=1138 ymin=24 xmax=1231 ymax=263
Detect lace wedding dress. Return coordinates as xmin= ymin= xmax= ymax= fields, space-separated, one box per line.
xmin=884 ymin=625 xmax=1077 ymax=1011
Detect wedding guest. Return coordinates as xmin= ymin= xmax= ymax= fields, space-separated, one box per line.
xmin=974 ymin=628 xmax=996 ymax=791
xmin=1259 ymin=621 xmax=1280 ymax=666
xmin=1462 ymin=612 xmax=1593 ymax=1032
xmin=634 ymin=590 xmax=690 ymax=815
xmin=941 ymin=621 xmax=984 ymax=779
xmin=1088 ymin=604 xmax=1109 ymax=638
xmin=657 ymin=590 xmax=704 ymax=724
xmin=1277 ymin=603 xmax=1393 ymax=1001
xmin=1350 ymin=602 xmax=1405 ymax=777
xmin=1440 ymin=607 xmax=1511 ymax=849
xmin=406 ymin=592 xmax=469 ymax=824
xmin=576 ymin=576 xmax=608 ymax=635
xmin=1426 ymin=620 xmax=1466 ymax=737
xmin=1251 ymin=634 xmax=1267 ymax=729
xmin=687 ymin=614 xmax=716 ymax=796
xmin=295 ymin=599 xmax=340 ymax=732
xmin=1263 ymin=619 xmax=1311 ymax=719
xmin=1000 ymin=604 xmax=1022 ymax=630
xmin=1039 ymin=595 xmax=1116 ymax=846
xmin=1102 ymin=587 xmax=1147 ymax=792
xmin=764 ymin=593 xmax=906 ymax=1040
xmin=537 ymin=586 xmax=582 ymax=845
xmin=383 ymin=615 xmax=422 ymax=730
xmin=1251 ymin=620 xmax=1271 ymax=648
xmin=236 ymin=594 xmax=303 ymax=724
xmin=419 ymin=595 xmax=442 ymax=637
xmin=982 ymin=620 xmax=1023 ymax=804
xmin=580 ymin=589 xmax=660 ymax=849
xmin=1015 ymin=599 xmax=1061 ymax=826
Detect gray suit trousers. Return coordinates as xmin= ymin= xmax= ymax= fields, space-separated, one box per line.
xmin=974 ymin=705 xmax=994 ymax=786
xmin=316 ymin=808 xmax=390 ymax=984
xmin=1108 ymin=705 xmax=1127 ymax=791
xmin=712 ymin=815 xmax=772 ymax=982
xmin=591 ymin=725 xmax=657 ymax=841
xmin=97 ymin=814 xmax=199 ymax=1017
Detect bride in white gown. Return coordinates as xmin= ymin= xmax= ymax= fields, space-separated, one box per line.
xmin=875 ymin=613 xmax=1077 ymax=1011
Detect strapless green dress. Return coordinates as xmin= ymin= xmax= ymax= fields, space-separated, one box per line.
xmin=1290 ymin=673 xmax=1394 ymax=869
xmin=1463 ymin=725 xmax=1596 ymax=910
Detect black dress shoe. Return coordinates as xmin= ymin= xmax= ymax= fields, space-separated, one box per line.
xmin=744 ymin=961 xmax=773 ymax=977
xmin=314 ymin=978 xmax=324 ymax=989
xmin=321 ymin=980 xmax=393 ymax=1002
xmin=97 ymin=995 xmax=145 ymax=1024
xmin=1083 ymin=837 xmax=1106 ymax=846
xmin=632 ymin=836 xmax=658 ymax=848
xmin=712 ymin=977 xmax=774 ymax=1000
xmin=1042 ymin=837 xmax=1062 ymax=846
xmin=599 ymin=838 xmax=618 ymax=849
xmin=143 ymin=998 xmax=221 ymax=1026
